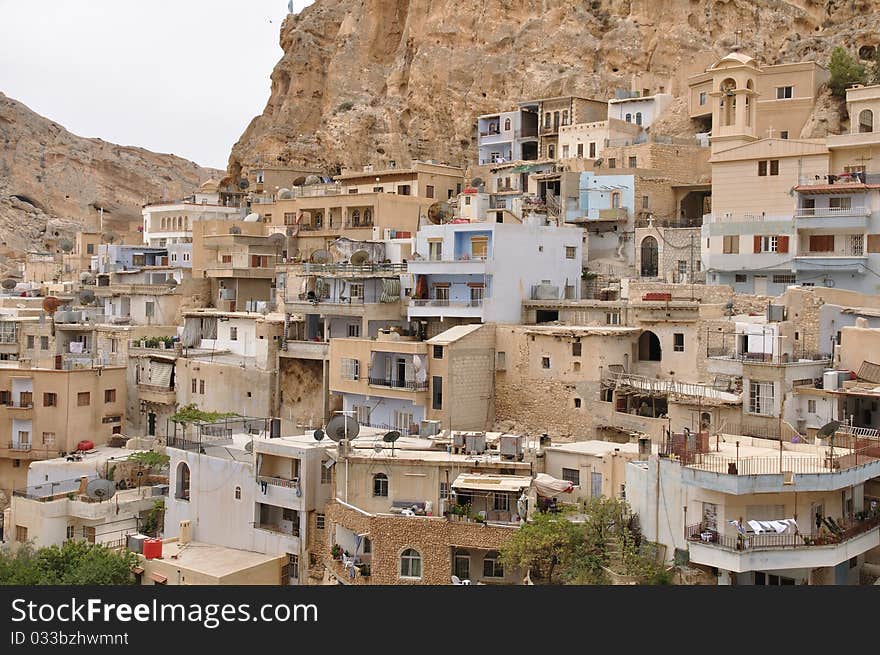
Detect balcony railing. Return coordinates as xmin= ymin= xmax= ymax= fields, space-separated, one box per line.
xmin=302 ymin=262 xmax=407 ymax=274
xmin=256 ymin=522 xmax=300 ymax=537
xmin=797 ymin=243 xmax=865 ymax=258
xmin=5 ymin=401 xmax=34 ymax=409
xmin=686 ymin=512 xmax=880 ymax=550
xmin=683 ymin=447 xmax=880 ymax=476
xmin=7 ymin=441 xmax=32 ymax=451
xmin=367 ymin=376 xmax=428 ymax=392
xmin=794 ymin=206 xmax=868 ymax=218
xmin=706 ymin=347 xmax=829 ymax=365
xmin=410 ymin=299 xmax=484 ymax=308
xmin=258 ymin=475 xmax=300 ymax=489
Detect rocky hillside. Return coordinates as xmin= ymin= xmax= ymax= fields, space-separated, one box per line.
xmin=0 ymin=92 xmax=220 ymax=265
xmin=230 ymin=0 xmax=880 ymax=175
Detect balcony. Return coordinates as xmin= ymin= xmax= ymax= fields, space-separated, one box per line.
xmin=367 ymin=375 xmax=428 ymax=392
xmin=281 ymin=340 xmax=329 ymax=361
xmin=794 ymin=241 xmax=867 ymax=271
xmin=256 ymin=475 xmax=302 ymax=509
xmin=685 ymin=513 xmax=880 ymax=573
xmin=137 ymin=383 xmax=176 ymax=405
xmin=407 ymin=257 xmax=490 ymax=275
xmin=301 ymin=262 xmax=407 ymax=276
xmin=794 ymin=206 xmax=869 ymax=230
xmin=408 ymin=298 xmax=484 ymax=319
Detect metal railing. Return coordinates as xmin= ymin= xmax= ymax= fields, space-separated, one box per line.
xmin=7 ymin=441 xmax=32 ymax=451
xmin=706 ymin=347 xmax=829 ymax=365
xmin=797 ymin=242 xmax=865 ymax=258
xmin=258 ymin=475 xmax=299 ymax=489
xmin=703 ymin=212 xmax=789 ymax=224
xmin=256 ymin=523 xmax=300 ymax=537
xmin=683 ymin=447 xmax=880 ymax=475
xmin=409 ymin=299 xmax=484 ymax=308
xmin=608 ymin=371 xmax=735 ymax=402
xmin=302 ymin=262 xmax=407 ymax=274
xmin=367 ymin=376 xmax=428 ymax=392
xmin=794 ymin=206 xmax=868 ymax=218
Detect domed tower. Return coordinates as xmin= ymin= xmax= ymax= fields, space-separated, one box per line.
xmin=707 ymin=52 xmax=761 ymax=154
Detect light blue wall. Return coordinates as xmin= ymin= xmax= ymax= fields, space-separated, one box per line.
xmin=342 ymin=393 xmax=425 ymax=433
xmin=577 ymin=173 xmax=635 ymax=220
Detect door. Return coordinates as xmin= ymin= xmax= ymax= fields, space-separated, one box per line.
xmin=640 ymin=237 xmax=658 ymax=277
xmin=591 ymin=472 xmax=603 ymax=498
xmin=753 ymin=275 xmax=768 ymax=295
xmin=453 ymin=553 xmax=470 ymax=580
xmin=395 ymin=358 xmax=407 ymax=388
xmin=810 ymin=503 xmax=824 ymax=536
xmin=702 ymin=502 xmax=718 ymax=532
xmin=147 ymin=413 xmax=156 ymax=436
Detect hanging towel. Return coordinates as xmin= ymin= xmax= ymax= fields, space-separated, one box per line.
xmin=747 ymin=520 xmax=764 ymax=533
xmin=769 ymin=521 xmax=788 ymax=534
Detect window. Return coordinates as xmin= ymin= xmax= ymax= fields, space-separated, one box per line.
xmin=104 ymin=389 xmax=116 ymax=403
xmin=770 ymin=159 xmax=779 ymax=175
xmin=493 ymin=493 xmax=510 ymax=512
xmin=574 ymin=397 xmax=582 ymax=408
xmin=561 ymin=110 xmax=568 ymax=126
xmin=589 ymin=142 xmax=596 ymax=158
xmin=572 ymin=341 xmax=582 ymax=357
xmin=628 ymin=156 xmax=637 ymax=168
xmin=428 ymin=240 xmax=442 ymax=261
xmin=40 ymin=336 xmax=49 ymax=350
xmin=77 ymin=392 xmax=90 ymax=406
xmin=773 ymin=274 xmax=796 ymax=284
xmin=722 ymin=235 xmax=739 ymax=254
xmin=432 ymin=376 xmax=442 ymax=410
xmin=433 ymin=345 xmax=443 ymax=359
xmin=316 ymin=513 xmax=325 ymax=530
xmin=355 ymin=405 xmax=371 ymax=425
xmin=321 ymin=462 xmax=333 ymax=483
xmin=561 ymin=145 xmax=570 ymax=159
xmin=673 ymin=333 xmax=685 ymax=352
xmin=561 ymin=468 xmax=581 ymax=486
xmin=606 ymin=311 xmax=620 ymax=325
xmin=347 ymin=324 xmax=360 ymax=338
xmin=735 ymin=274 xmax=747 ymax=283
xmin=399 ymin=548 xmax=422 ymax=579
xmin=43 ymin=392 xmax=57 ymax=407
xmin=503 ymin=118 xmax=511 ymax=131
xmin=191 ymin=379 xmax=197 ymax=394
xmin=758 ymin=236 xmax=779 ymax=253
xmin=495 ymin=351 xmax=506 ymax=371
xmin=780 ymin=130 xmax=789 ymax=139
xmin=483 ymin=552 xmax=504 ymax=578
xmin=776 ymin=86 xmax=793 ymax=99
xmin=625 ymin=113 xmax=632 ymax=123
xmin=635 ymin=112 xmax=643 ymax=126
xmin=541 ymin=356 xmax=550 ymax=369
xmin=678 ymin=260 xmax=688 ymax=275
xmin=576 ymin=143 xmax=583 ymax=158
xmin=27 ymin=335 xmax=34 ymax=349
xmin=471 ymin=236 xmax=489 ymax=258
xmin=398 ymin=184 xmax=411 ymax=196
xmin=145 ymin=301 xmax=155 ymax=318
xmin=175 ymin=462 xmax=191 ymax=501
xmin=234 ymin=486 xmax=241 ymax=500
xmin=548 ymin=144 xmax=555 ymax=159
xmin=66 ymin=525 xmax=75 ymax=540
xmin=749 ymin=381 xmax=775 ymax=415
xmin=699 ymin=91 xmax=707 ymax=106
xmin=229 ymin=326 xmax=238 ymax=341
xmin=16 ymin=526 xmax=27 ymax=542
xmin=829 ymin=196 xmax=852 ymax=211
xmin=608 ymin=158 xmax=616 ymax=169
xmin=110 ymin=339 xmax=118 ymax=353
xmin=758 ymin=160 xmax=767 ymax=176
xmin=642 ymin=195 xmax=649 ymax=209
xmin=373 ymin=473 xmax=388 ymax=497
xmin=425 ymin=185 xmax=435 ymax=199
xmin=807 ymin=399 xmax=817 ymax=414
xmin=565 ymin=246 xmax=577 ymax=259
xmin=611 ymin=192 xmax=621 ymax=208
xmin=199 ymin=380 xmax=205 ymax=394
xmin=859 ymin=109 xmax=874 ymax=133
xmin=341 ymin=358 xmax=360 ymax=381
xmin=42 ymin=432 xmax=55 ymax=446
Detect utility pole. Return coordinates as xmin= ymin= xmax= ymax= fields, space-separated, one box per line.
xmin=690 ymin=233 xmax=695 ymax=301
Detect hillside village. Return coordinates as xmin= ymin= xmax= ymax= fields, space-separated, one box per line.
xmin=2 ymin=49 xmax=880 ymax=586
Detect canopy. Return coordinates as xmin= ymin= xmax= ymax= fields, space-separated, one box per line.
xmin=533 ymin=473 xmax=574 ymax=497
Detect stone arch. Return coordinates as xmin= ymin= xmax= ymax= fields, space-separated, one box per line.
xmin=640 ymin=236 xmax=658 ymax=277
xmin=638 ymin=330 xmax=662 ymax=362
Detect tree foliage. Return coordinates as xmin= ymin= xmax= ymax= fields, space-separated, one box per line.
xmin=828 ymin=46 xmax=867 ymax=97
xmin=870 ymin=48 xmax=880 ymax=86
xmin=170 ymin=403 xmax=238 ymax=425
xmin=129 ymin=450 xmax=170 ymax=470
xmin=0 ymin=541 xmax=138 ymax=585
xmin=500 ymin=497 xmax=671 ymax=585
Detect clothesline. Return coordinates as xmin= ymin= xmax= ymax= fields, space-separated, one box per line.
xmin=728 ymin=518 xmax=798 ymax=535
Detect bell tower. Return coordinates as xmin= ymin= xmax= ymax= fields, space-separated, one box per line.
xmin=707 ymin=52 xmax=761 ymax=154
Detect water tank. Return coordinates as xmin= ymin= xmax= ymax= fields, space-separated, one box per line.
xmin=500 ymin=435 xmax=523 ymax=460
xmin=143 ymin=538 xmax=163 ymax=560
xmin=77 ymin=440 xmax=94 ymax=452
xmin=465 ymin=433 xmax=487 ymax=455
xmin=127 ymin=534 xmax=148 ymax=554
xmin=179 ymin=520 xmax=192 ymax=545
xmin=823 ymin=370 xmax=840 ymax=391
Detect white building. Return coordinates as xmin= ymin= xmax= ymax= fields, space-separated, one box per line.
xmin=476 ymin=107 xmax=539 ymax=165
xmin=142 ymin=202 xmax=239 ymax=247
xmin=606 ymin=93 xmax=674 ymax=130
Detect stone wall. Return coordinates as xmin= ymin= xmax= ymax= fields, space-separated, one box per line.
xmin=635 ymin=226 xmax=704 ymax=283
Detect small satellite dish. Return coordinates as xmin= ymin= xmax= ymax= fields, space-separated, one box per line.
xmin=426 ymin=200 xmax=453 ymax=224
xmin=313 ymin=428 xmax=325 ymax=441
xmin=350 ymin=249 xmax=370 ymax=266
xmin=816 ymin=420 xmax=841 ymax=440
xmin=268 ymin=232 xmax=286 ymax=247
xmin=382 ymin=430 xmax=401 ymax=443
xmin=310 ymin=249 xmax=332 ymax=264
xmin=325 ymin=414 xmax=360 ymax=441
xmin=1 ymin=278 xmax=18 ymax=291
xmin=305 ymin=174 xmax=322 ymax=186
xmin=78 ymin=288 xmax=95 ymax=305
xmin=243 ymin=212 xmax=260 ymax=222
xmin=165 ymin=277 xmax=178 ymax=287
xmin=244 ymin=440 xmax=253 ymax=453
xmin=79 ymin=272 xmax=95 ymax=285
xmin=286 ymin=225 xmax=298 ymax=237
xmin=229 ymin=226 xmax=242 ymax=235
xmin=594 ymin=158 xmax=604 ymax=167
xmin=470 ymin=177 xmax=484 ymax=187
xmin=238 ymin=178 xmax=250 ymax=190
xmin=85 ymin=478 xmax=116 ymax=502
xmin=278 ymin=188 xmax=293 ymax=199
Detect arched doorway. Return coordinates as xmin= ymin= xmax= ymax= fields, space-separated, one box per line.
xmin=176 ymin=462 xmax=191 ymax=500
xmin=640 ymin=236 xmax=658 ymax=277
xmin=638 ymin=331 xmax=662 ymax=362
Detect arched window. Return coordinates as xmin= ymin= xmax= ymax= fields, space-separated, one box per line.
xmin=503 ymin=118 xmax=511 ymax=131
xmin=635 ymin=112 xmax=643 ymax=126
xmin=234 ymin=486 xmax=241 ymax=500
xmin=638 ymin=330 xmax=662 ymax=361
xmin=548 ymin=144 xmax=556 ymax=159
xmin=161 ymin=217 xmax=166 ymax=230
xmin=399 ymin=548 xmax=422 ymax=579
xmin=640 ymin=236 xmax=658 ymax=277
xmin=175 ymin=462 xmax=190 ymax=500
xmin=373 ymin=473 xmax=388 ymax=497
xmin=700 ymin=412 xmax=711 ymax=431
xmin=625 ymin=113 xmax=632 ymax=123
xmin=859 ymin=109 xmax=874 ymax=133
xmin=611 ymin=192 xmax=621 ymax=208
xmin=562 ymin=110 xmax=569 ymax=126
xmin=351 ymin=209 xmax=360 ymax=226
xmin=720 ymin=78 xmax=736 ymax=126
xmin=483 ymin=551 xmax=504 ymax=578
xmin=363 ymin=209 xmax=372 ymax=224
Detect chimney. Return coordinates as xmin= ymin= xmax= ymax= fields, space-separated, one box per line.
xmin=179 ymin=520 xmax=192 ymax=545
xmin=77 ymin=476 xmax=89 ymax=495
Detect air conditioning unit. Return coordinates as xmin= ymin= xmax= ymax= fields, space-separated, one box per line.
xmin=453 ymin=432 xmax=466 ymax=448
xmin=465 ymin=433 xmax=487 ymax=455
xmin=499 ymin=435 xmax=523 ymax=460
xmin=420 ymin=420 xmax=441 ymax=437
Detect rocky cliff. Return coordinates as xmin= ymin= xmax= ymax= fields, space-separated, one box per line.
xmin=0 ymin=92 xmax=220 ymax=265
xmin=230 ymin=0 xmax=880 ymax=175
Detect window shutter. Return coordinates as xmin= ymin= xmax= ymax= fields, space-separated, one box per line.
xmin=753 ymin=236 xmax=762 ymax=253
xmin=777 ymin=236 xmax=789 ymax=253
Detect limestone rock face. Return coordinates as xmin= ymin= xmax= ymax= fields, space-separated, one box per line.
xmin=229 ymin=0 xmax=880 ymax=173
xmin=0 ymin=92 xmax=220 ymax=262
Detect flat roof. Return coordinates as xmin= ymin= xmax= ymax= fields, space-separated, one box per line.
xmin=545 ymin=440 xmax=647 ymax=456
xmin=451 ymin=473 xmax=533 ymax=492
xmin=151 ymin=541 xmax=283 ymax=578
xmin=427 ymin=323 xmax=483 ymax=345
xmin=520 ymin=325 xmax=641 ymax=336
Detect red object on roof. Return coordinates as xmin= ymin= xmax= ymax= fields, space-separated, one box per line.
xmin=450 ymin=218 xmax=470 ymax=223
xmin=77 ymin=440 xmax=94 ymax=452
xmin=462 ymin=187 xmax=478 ymax=194
xmin=394 ymin=231 xmax=411 ymax=238
xmin=642 ymin=292 xmax=672 ymax=301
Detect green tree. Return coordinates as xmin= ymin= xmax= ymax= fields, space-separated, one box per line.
xmin=129 ymin=450 xmax=170 ymax=471
xmin=499 ymin=511 xmax=580 ymax=584
xmin=828 ymin=46 xmax=867 ymax=97
xmin=0 ymin=541 xmax=138 ymax=585
xmin=870 ymin=48 xmax=880 ymax=86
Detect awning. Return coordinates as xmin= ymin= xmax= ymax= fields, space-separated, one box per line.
xmin=451 ymin=474 xmax=532 ymax=493
xmin=533 ymin=473 xmax=574 ymax=497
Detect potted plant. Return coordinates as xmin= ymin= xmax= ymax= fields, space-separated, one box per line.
xmin=331 ymin=544 xmax=343 ymax=560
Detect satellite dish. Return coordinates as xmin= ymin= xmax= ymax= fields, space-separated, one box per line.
xmin=244 ymin=440 xmax=254 ymax=453
xmin=383 ymin=430 xmax=401 ymax=443
xmin=305 ymin=174 xmax=322 ymax=186
xmin=229 ymin=226 xmax=242 ymax=235
xmin=310 ymin=249 xmax=332 ymax=264
xmin=350 ymin=249 xmax=370 ymax=266
xmin=78 ymin=288 xmax=95 ymax=305
xmin=268 ymin=232 xmax=286 ymax=247
xmin=292 ymin=176 xmax=307 ymax=187
xmin=79 ymin=271 xmax=95 ymax=285
xmin=85 ymin=478 xmax=116 ymax=502
xmin=42 ymin=296 xmax=60 ymax=314
xmin=238 ymin=178 xmax=250 ymax=190
xmin=286 ymin=226 xmax=298 ymax=237
xmin=313 ymin=428 xmax=325 ymax=441
xmin=470 ymin=177 xmax=484 ymax=187
xmin=1 ymin=278 xmax=18 ymax=290
xmin=278 ymin=188 xmax=293 ymax=199
xmin=165 ymin=278 xmax=178 ymax=287
xmin=325 ymin=414 xmax=360 ymax=441
xmin=243 ymin=212 xmax=260 ymax=222
xmin=816 ymin=420 xmax=841 ymax=440
xmin=594 ymin=158 xmax=604 ymax=167
xmin=426 ymin=200 xmax=453 ymax=224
